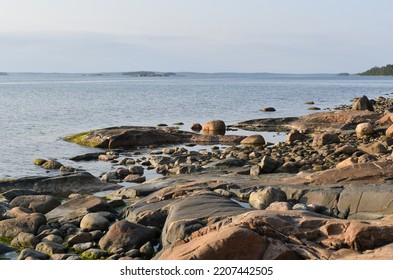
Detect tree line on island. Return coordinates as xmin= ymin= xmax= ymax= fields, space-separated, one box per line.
xmin=360 ymin=64 xmax=393 ymax=76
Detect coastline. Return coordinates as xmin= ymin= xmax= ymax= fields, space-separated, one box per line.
xmin=2 ymin=94 xmax=393 ymax=260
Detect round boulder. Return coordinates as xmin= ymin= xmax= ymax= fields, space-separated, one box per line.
xmin=202 ymin=120 xmax=226 ymax=133
xmin=356 ymin=123 xmax=374 ymax=138
xmin=240 ymin=134 xmax=265 ymax=146
xmin=249 ymin=187 xmax=287 ymax=210
xmin=80 ymin=213 xmax=110 ymax=231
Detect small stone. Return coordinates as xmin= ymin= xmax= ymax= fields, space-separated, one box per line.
xmin=259 ymin=156 xmax=279 ymax=173
xmin=60 ymin=166 xmax=75 ymax=172
xmin=73 ymin=242 xmax=94 ymax=253
xmin=36 ymin=241 xmax=65 ymax=255
xmin=260 ymin=107 xmax=276 ymax=112
xmin=240 ymin=135 xmax=266 ymax=145
xmin=308 ymin=107 xmax=321 ymax=110
xmin=128 ymin=165 xmax=144 ymax=175
xmin=250 ymin=165 xmax=261 ymax=176
xmin=266 ymin=202 xmax=293 ymax=211
xmin=139 ymin=241 xmax=154 ymax=257
xmin=81 ymin=248 xmax=108 ymax=260
xmin=312 ymin=133 xmax=340 ymax=146
xmin=66 ymin=232 xmax=93 ymax=246
xmin=41 ymin=234 xmax=63 ymax=244
xmin=124 ymin=175 xmax=146 ymax=183
xmin=292 ymin=203 xmax=310 ymax=211
xmin=191 ymin=123 xmax=202 ymax=131
xmin=125 ymin=248 xmax=141 ymax=258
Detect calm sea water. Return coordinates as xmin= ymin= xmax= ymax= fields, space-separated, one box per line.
xmin=0 ymin=73 xmax=392 ymax=179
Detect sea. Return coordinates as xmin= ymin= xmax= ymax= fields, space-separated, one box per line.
xmin=0 ymin=72 xmax=393 ymax=180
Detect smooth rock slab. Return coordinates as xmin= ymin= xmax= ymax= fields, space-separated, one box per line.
xmin=162 ymin=192 xmax=247 ymax=247
xmin=45 ymin=195 xmax=115 ymax=224
xmin=158 ymin=226 xmax=266 ymax=260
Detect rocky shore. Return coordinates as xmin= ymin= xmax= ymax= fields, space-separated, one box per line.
xmin=2 ymin=95 xmax=393 ymax=260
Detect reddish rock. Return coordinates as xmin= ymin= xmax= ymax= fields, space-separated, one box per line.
xmin=202 ymin=120 xmax=226 ymax=134
xmin=157 ymin=226 xmax=266 ymax=260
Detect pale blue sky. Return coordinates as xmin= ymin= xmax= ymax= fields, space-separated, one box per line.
xmin=0 ymin=0 xmax=392 ymax=73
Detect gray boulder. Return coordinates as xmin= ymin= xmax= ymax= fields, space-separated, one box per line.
xmin=99 ymin=220 xmax=155 ymax=252
xmin=0 ymin=213 xmax=46 ymax=238
xmin=249 ymin=187 xmax=287 ymax=210
xmin=18 ymin=248 xmax=49 ymax=260
xmin=10 ymin=195 xmax=61 ymax=214
xmin=11 ymin=232 xmax=40 ymax=249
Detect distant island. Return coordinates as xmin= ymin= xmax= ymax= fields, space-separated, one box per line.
xmin=0 ymin=72 xmax=7 ymax=75
xmin=122 ymin=71 xmax=176 ymax=77
xmin=360 ymin=64 xmax=393 ymax=76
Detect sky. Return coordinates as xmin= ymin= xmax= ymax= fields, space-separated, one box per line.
xmin=0 ymin=0 xmax=392 ymax=73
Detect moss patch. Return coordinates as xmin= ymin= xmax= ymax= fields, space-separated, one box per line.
xmin=0 ymin=177 xmax=16 ymax=183
xmin=63 ymin=131 xmax=101 ymax=147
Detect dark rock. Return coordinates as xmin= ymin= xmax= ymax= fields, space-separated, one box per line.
xmin=260 ymin=107 xmax=276 ymax=112
xmin=129 ymin=165 xmax=144 ymax=175
xmin=0 ymin=243 xmax=14 ymax=254
xmin=191 ymin=123 xmax=202 ymax=131
xmin=69 ymin=152 xmax=105 ymax=161
xmin=259 ymin=156 xmax=279 ymax=173
xmin=352 ymin=95 xmax=374 ymax=111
